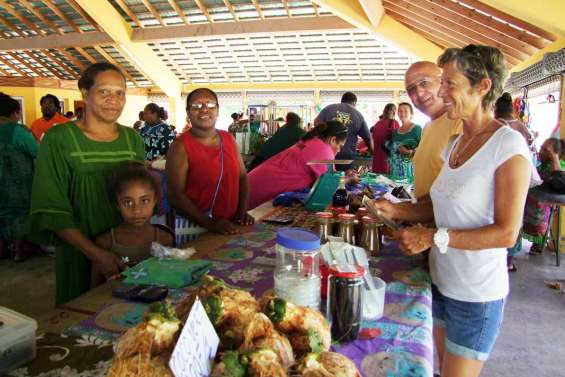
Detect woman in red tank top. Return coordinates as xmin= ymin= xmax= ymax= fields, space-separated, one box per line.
xmin=167 ymin=88 xmax=254 ymax=236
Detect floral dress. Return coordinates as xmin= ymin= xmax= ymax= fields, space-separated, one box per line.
xmin=387 ymin=125 xmax=422 ymax=183
xmin=140 ymin=122 xmax=176 ymax=160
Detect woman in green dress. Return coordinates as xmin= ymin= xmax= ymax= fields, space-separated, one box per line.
xmin=387 ymin=102 xmax=422 ymax=182
xmin=29 ymin=63 xmax=145 ymax=305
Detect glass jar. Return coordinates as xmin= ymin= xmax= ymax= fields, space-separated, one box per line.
xmin=327 ymin=264 xmax=365 ymax=342
xmin=360 ymin=215 xmax=381 ymax=254
xmin=337 ymin=213 xmax=356 ymax=245
xmin=274 ymin=227 xmax=321 ymax=310
xmin=355 ymin=207 xmax=369 ymax=245
xmin=315 ymin=212 xmax=334 ymax=244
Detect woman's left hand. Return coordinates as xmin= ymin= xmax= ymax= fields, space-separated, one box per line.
xmin=394 ymin=225 xmax=435 ymax=255
xmin=398 ymin=146 xmax=412 ymax=156
xmin=234 ymin=211 xmax=255 ymax=226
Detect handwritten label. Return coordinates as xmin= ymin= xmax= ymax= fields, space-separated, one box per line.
xmin=169 ymin=297 xmax=219 ymax=377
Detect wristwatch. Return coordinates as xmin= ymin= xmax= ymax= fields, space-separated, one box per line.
xmin=434 ymin=228 xmax=449 ymax=254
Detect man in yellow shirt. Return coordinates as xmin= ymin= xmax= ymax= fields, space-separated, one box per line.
xmin=30 ymin=94 xmax=69 ymax=142
xmin=405 ymin=61 xmax=463 ymax=199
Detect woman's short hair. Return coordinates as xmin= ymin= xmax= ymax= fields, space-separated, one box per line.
xmin=438 ymin=44 xmax=507 ymax=109
xmin=186 ymin=88 xmax=219 ymax=109
xmin=0 ymin=92 xmax=21 ymax=118
xmin=301 ymin=120 xmax=348 ymax=142
xmin=78 ymin=62 xmax=125 ymax=91
xmin=108 ymin=161 xmax=160 ymax=204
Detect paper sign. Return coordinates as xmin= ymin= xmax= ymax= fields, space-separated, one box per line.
xmin=169 ymin=297 xmax=220 ymax=377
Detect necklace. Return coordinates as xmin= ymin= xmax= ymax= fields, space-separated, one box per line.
xmin=451 ymin=120 xmax=499 ymax=167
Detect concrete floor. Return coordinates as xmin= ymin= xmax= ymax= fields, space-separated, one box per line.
xmin=1 ymin=242 xmax=565 ymax=376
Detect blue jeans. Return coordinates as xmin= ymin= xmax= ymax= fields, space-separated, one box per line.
xmin=432 ymin=284 xmax=505 ymax=361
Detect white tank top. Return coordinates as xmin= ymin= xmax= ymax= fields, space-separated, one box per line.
xmin=429 ymin=125 xmax=530 ymax=302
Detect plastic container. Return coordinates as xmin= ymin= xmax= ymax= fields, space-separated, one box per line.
xmin=0 ymin=307 xmax=38 ymax=374
xmin=362 ymin=276 xmax=386 ymax=321
xmin=274 ymin=228 xmax=321 ymax=310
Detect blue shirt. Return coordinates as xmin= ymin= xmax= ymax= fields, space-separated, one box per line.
xmin=315 ymin=103 xmax=370 ymax=158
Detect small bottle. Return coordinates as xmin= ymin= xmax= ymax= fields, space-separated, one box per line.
xmin=332 ymin=176 xmax=348 ymax=208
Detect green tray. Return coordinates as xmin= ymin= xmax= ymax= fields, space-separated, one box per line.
xmin=304 ymin=165 xmax=343 ymax=211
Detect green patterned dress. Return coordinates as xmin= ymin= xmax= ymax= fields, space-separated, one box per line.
xmin=29 ymin=122 xmax=144 ymax=305
xmin=0 ymin=119 xmax=37 ymax=240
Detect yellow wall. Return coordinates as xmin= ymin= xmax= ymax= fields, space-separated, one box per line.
xmin=0 ymin=86 xmax=82 ymax=127
xmin=0 ymin=85 xmax=147 ymax=128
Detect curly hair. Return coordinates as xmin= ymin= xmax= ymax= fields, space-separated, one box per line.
xmin=438 ymin=44 xmax=507 ymax=109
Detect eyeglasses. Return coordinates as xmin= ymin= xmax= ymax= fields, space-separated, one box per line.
xmin=189 ymin=101 xmax=218 ymax=110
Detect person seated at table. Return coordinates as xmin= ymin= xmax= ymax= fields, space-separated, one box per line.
xmin=248 ymin=112 xmax=306 ymax=171
xmin=167 ymin=88 xmax=254 ymax=246
xmin=93 ymin=161 xmax=174 ymax=285
xmin=29 ymin=62 xmax=145 ymax=306
xmin=374 ymin=44 xmax=531 ymax=377
xmin=0 ymin=92 xmax=38 ymax=262
xmin=371 ymin=103 xmax=399 ymax=174
xmin=247 ymin=120 xmax=348 ymax=210
xmin=387 ymin=102 xmax=422 ymax=182
xmin=140 ymin=103 xmax=175 ymax=161
xmin=523 ymin=138 xmax=565 ymax=255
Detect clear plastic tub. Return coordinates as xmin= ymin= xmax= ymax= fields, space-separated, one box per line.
xmin=0 ymin=307 xmax=38 ymax=374
xmin=274 ymin=227 xmax=321 ymax=310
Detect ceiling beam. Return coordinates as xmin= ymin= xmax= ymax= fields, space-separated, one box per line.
xmin=0 ymin=16 xmax=354 ymax=50
xmin=132 ymin=16 xmax=352 ymax=42
xmin=66 ymin=0 xmax=102 ymax=32
xmin=0 ymin=0 xmax=45 ymax=36
xmin=312 ymin=0 xmax=443 ymax=61
xmin=43 ymin=50 xmax=80 ymax=79
xmin=465 ymin=0 xmax=562 ymax=40
xmin=74 ymin=47 xmax=97 ymax=64
xmin=5 ymin=51 xmax=43 ymax=76
xmin=75 ymin=0 xmax=182 ymax=99
xmin=140 ymin=0 xmax=166 ymax=27
xmin=194 ymin=0 xmax=213 ymax=23
xmin=251 ymin=0 xmax=264 ymax=19
xmin=0 ymin=54 xmax=27 ymax=76
xmin=358 ymin=0 xmax=385 ymax=28
xmin=113 ymin=0 xmax=142 ymax=28
xmin=19 ymin=0 xmax=64 ymax=35
xmin=92 ymin=45 xmax=138 ymax=85
xmin=222 ymin=0 xmax=239 ymax=21
xmin=396 ymin=0 xmax=537 ymax=55
xmin=43 ymin=0 xmax=82 ymax=33
xmin=385 ymin=1 xmax=528 ymax=61
xmin=25 ymin=50 xmax=65 ymax=79
xmin=184 ymin=81 xmax=405 ymax=91
xmin=167 ymin=0 xmax=190 ymax=25
xmin=427 ymin=0 xmax=548 ymax=49
xmin=0 ymin=31 xmax=113 ymax=51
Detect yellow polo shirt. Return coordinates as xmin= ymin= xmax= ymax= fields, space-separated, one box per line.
xmin=412 ymin=113 xmax=463 ymax=198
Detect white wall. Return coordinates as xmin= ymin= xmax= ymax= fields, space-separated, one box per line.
xmin=119 ymin=94 xmax=148 ymax=128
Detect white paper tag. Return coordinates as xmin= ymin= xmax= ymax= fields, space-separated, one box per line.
xmin=169 ymin=297 xmax=219 ymax=377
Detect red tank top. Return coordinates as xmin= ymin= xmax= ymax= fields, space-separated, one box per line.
xmin=177 ymin=130 xmax=240 ymax=220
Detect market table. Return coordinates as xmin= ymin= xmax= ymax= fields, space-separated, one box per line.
xmin=8 ymin=205 xmax=434 ymax=377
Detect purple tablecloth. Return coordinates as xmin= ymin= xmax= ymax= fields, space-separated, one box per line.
xmin=13 ymin=223 xmax=433 ymax=377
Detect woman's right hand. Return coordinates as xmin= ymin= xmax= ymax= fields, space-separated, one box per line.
xmin=209 ymin=219 xmax=240 ymax=235
xmin=93 ymin=250 xmax=125 ymax=279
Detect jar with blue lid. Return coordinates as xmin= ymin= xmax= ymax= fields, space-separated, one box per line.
xmin=274 ymin=227 xmax=321 ymax=310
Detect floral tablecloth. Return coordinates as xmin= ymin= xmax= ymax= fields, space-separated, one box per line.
xmin=9 ymin=221 xmax=433 ymax=377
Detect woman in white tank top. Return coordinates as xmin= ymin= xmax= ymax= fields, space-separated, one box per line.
xmin=373 ymin=45 xmax=531 ymax=377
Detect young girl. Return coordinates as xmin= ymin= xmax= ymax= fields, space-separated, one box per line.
xmin=94 ymin=162 xmax=174 ymax=283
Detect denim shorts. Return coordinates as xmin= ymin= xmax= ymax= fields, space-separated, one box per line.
xmin=432 ymin=284 xmax=505 ymax=361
